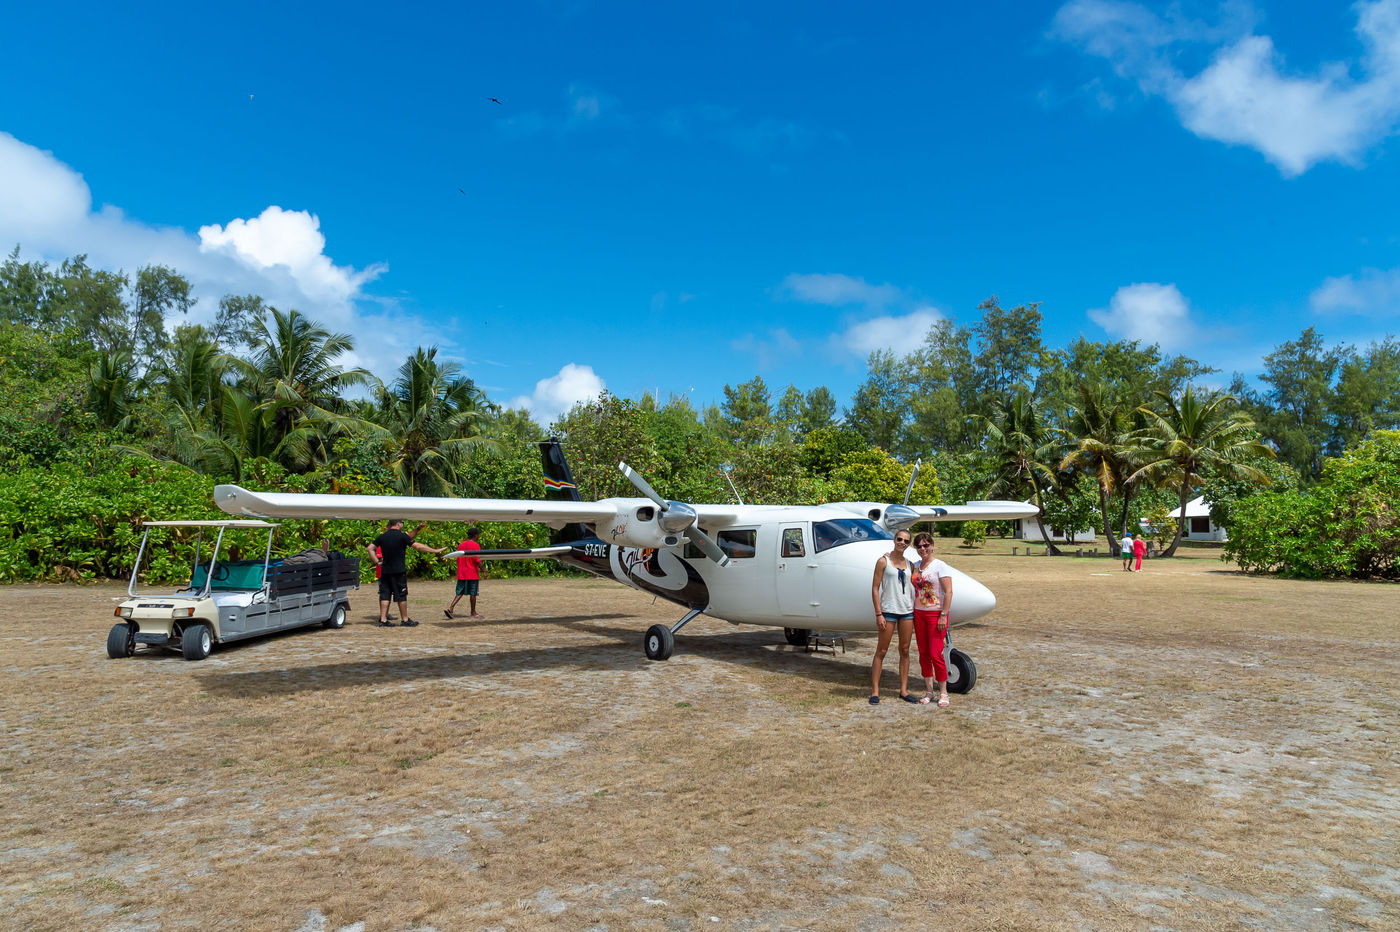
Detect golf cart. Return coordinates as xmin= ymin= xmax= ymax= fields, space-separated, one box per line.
xmin=106 ymin=520 xmax=359 ymax=661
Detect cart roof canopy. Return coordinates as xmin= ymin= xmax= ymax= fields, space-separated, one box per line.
xmin=141 ymin=520 xmax=279 ymax=528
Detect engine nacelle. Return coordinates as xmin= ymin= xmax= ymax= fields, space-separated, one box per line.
xmin=597 ymin=499 xmax=684 ymax=549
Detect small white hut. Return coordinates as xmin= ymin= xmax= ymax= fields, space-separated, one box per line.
xmin=1154 ymin=495 xmax=1227 ymax=541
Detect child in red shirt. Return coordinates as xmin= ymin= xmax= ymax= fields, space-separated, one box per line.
xmin=444 ymin=527 xmax=482 ymax=618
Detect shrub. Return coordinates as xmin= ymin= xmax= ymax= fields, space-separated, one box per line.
xmin=960 ymin=520 xmax=988 ymax=548
xmin=1225 ymin=430 xmax=1400 ymax=579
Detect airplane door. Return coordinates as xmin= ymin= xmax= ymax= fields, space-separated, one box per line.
xmin=775 ymin=524 xmax=818 ymax=618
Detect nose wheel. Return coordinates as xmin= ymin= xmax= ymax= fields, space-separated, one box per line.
xmin=644 ymin=624 xmax=674 ymax=660
xmin=643 ymin=608 xmax=703 ymax=661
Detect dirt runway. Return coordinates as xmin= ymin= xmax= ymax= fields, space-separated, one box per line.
xmin=2 ymin=545 xmax=1397 ymax=930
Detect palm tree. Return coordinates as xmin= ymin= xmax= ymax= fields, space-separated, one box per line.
xmin=1131 ymin=387 xmax=1274 ymax=557
xmin=980 ymin=390 xmax=1063 ymax=554
xmin=1060 ymin=382 xmax=1135 ymax=556
xmin=86 ymin=350 xmax=138 ymax=431
xmin=234 ymin=307 xmax=370 ymax=469
xmin=361 ymin=347 xmax=497 ymax=496
xmin=153 ymin=326 xmax=234 ymax=428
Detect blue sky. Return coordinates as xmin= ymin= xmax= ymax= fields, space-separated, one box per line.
xmin=3 ymin=1 xmax=1400 ymax=424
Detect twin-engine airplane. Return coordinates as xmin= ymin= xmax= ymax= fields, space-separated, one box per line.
xmin=214 ymin=441 xmax=1036 ymax=692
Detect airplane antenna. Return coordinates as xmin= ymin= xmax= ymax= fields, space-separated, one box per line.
xmin=720 ymin=463 xmax=744 ymax=505
xmin=902 ymin=459 xmax=921 ymax=506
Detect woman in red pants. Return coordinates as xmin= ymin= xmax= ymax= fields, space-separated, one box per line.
xmin=911 ymin=532 xmax=954 ymax=707
xmin=1132 ymin=533 xmax=1146 ymax=572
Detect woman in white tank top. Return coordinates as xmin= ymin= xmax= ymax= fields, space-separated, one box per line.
xmin=869 ymin=530 xmax=918 ymax=704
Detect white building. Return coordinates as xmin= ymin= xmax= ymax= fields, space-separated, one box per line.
xmin=1140 ymin=495 xmax=1227 ymax=542
xmin=1015 ymin=516 xmax=1097 ymax=543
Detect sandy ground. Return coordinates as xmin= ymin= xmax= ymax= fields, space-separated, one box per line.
xmin=1 ymin=544 xmax=1397 ymax=931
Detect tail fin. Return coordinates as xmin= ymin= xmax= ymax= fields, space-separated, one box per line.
xmin=538 ymin=437 xmax=591 ymax=543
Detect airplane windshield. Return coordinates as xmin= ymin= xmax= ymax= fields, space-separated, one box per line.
xmin=812 ymin=518 xmax=892 ymax=553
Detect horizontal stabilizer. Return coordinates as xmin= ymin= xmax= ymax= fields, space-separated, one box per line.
xmin=442 ymin=545 xmax=574 ymax=561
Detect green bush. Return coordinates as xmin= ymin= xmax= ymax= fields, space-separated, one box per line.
xmin=1225 ymin=430 xmax=1400 ymax=579
xmin=960 ymin=520 xmax=988 ymax=548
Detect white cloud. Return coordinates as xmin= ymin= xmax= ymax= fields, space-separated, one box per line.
xmin=1087 ymin=282 xmax=1196 ymax=348
xmin=509 ymin=363 xmax=606 ymax=426
xmin=778 ymin=272 xmax=904 ymax=309
xmin=198 ymin=207 xmax=384 ymax=304
xmin=1311 ymin=266 xmax=1400 ymax=315
xmin=0 ymin=131 xmax=436 ymax=383
xmin=840 ymin=307 xmax=943 ymax=358
xmin=1053 ymin=0 xmax=1400 ymax=175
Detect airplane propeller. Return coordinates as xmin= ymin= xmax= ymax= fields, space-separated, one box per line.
xmin=619 ymin=462 xmax=731 ymax=567
xmin=874 ymin=459 xmax=924 ymax=534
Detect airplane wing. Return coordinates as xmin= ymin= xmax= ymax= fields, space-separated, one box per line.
xmin=214 ymin=485 xmax=618 ymax=527
xmin=828 ymin=500 xmax=1039 ymax=522
xmin=913 ymin=500 xmax=1040 ymax=522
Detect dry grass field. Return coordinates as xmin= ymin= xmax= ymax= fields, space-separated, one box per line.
xmin=2 ymin=544 xmax=1397 ymax=931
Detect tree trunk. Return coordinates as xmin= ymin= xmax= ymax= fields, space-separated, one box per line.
xmin=1117 ymin=486 xmax=1136 ymax=540
xmin=1099 ymin=483 xmax=1115 ymax=556
xmin=1161 ymin=479 xmax=1190 ymax=558
xmin=1030 ymin=483 xmax=1062 ymax=556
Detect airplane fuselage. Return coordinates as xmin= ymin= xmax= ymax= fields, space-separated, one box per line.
xmin=554 ymin=512 xmax=994 ymax=632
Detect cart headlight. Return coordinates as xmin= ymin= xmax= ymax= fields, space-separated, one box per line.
xmin=115 ymin=606 xmax=133 ymax=618
xmin=171 ymin=606 xmax=196 ymax=619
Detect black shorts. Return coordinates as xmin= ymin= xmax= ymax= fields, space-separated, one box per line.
xmin=378 ymin=572 xmax=408 ymax=602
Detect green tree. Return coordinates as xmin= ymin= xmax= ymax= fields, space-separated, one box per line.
xmin=362 ymin=347 xmax=496 ymax=496
xmin=1060 ymin=381 xmax=1136 ymax=555
xmin=719 ymin=376 xmax=774 ymax=445
xmin=1132 ymin=388 xmax=1274 ymax=557
xmin=212 ymin=294 xmax=268 ymax=352
xmin=0 ymin=247 xmax=60 ymax=327
xmin=553 ymin=392 xmax=666 ymax=500
xmin=845 ymin=349 xmax=911 ymax=452
xmin=86 ymin=351 xmax=138 ymax=431
xmin=1332 ymin=335 xmax=1400 ymax=451
xmin=235 ymin=307 xmax=370 ymax=469
xmin=979 ymin=391 xmax=1062 ymax=554
xmin=972 ymin=296 xmax=1044 ymax=402
xmin=907 ymin=318 xmax=977 ymax=455
xmin=1242 ymin=326 xmax=1345 ymax=480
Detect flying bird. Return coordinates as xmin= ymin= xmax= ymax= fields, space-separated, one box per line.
xmin=458 ymin=188 xmax=466 ymax=195
xmin=488 ymin=97 xmax=502 ymax=105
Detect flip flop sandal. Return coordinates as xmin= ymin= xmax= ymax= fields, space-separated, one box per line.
xmin=919 ymin=694 xmax=932 ymax=704
xmin=937 ymin=696 xmax=950 ymax=708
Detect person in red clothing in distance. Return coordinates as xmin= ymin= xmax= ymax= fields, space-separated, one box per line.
xmin=445 ymin=527 xmax=483 ymax=619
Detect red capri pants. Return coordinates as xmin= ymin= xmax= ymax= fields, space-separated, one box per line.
xmin=913 ymin=608 xmax=948 ymax=681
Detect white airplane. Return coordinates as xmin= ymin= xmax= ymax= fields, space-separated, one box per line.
xmin=214 ymin=440 xmax=1036 ymax=692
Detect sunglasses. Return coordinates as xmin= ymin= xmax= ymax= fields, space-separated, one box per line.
xmin=894 ymin=538 xmax=910 ymax=545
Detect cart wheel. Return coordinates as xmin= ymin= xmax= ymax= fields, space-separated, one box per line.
xmin=181 ymin=624 xmax=213 ymax=661
xmin=107 ymin=623 xmax=135 ymax=659
xmin=325 ymin=604 xmax=347 ymax=629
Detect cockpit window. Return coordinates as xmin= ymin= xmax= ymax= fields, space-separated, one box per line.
xmin=812 ymin=518 xmax=892 ymax=553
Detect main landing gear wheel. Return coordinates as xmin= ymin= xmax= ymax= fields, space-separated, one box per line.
xmin=946 ymin=647 xmax=977 ymax=694
xmin=644 ymin=624 xmax=675 ymax=661
xmin=107 ymin=623 xmax=135 ymax=659
xmin=324 ymin=604 xmax=347 ymax=629
xmin=783 ymin=627 xmax=811 ymax=646
xmin=181 ymin=624 xmax=213 ymax=661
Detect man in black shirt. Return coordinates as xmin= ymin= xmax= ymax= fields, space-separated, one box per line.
xmin=367 ymin=519 xmax=444 ymax=627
